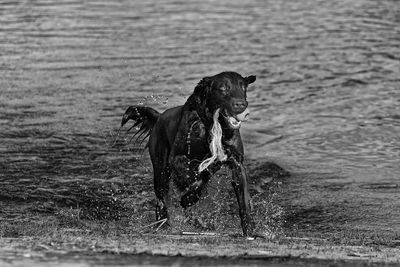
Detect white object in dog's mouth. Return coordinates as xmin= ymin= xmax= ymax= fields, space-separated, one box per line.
xmin=227 ymin=116 xmax=242 ymax=129
xmin=226 ymin=108 xmax=250 ymax=129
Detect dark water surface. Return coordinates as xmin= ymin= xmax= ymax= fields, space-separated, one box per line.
xmin=1 ymin=0 xmax=400 ymax=248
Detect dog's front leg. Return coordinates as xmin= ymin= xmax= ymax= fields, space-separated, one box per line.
xmin=230 ymin=159 xmax=255 ymax=237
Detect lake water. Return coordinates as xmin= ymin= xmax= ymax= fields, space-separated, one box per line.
xmin=1 ymin=0 xmax=400 ymax=243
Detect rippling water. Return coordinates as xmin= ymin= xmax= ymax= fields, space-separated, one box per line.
xmin=1 ymin=0 xmax=400 ymax=233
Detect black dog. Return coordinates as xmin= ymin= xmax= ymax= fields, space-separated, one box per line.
xmin=121 ymin=71 xmax=256 ymax=236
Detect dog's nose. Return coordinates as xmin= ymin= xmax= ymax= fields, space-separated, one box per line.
xmin=233 ymin=100 xmax=248 ymax=112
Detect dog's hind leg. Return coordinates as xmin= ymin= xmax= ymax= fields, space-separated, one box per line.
xmin=155 ymin=181 xmax=169 ymax=221
xmin=149 ymin=130 xmax=171 ymax=222
xmin=153 ymin=156 xmax=170 ymax=222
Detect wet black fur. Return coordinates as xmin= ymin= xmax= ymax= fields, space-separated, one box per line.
xmin=121 ymin=71 xmax=256 ymax=236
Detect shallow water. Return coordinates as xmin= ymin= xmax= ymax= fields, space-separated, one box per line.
xmin=1 ymin=251 xmax=391 ymax=267
xmin=1 ymin=0 xmax=400 ymax=238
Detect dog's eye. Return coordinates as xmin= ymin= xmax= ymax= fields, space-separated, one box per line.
xmin=220 ymin=86 xmax=228 ymax=93
xmin=239 ymin=81 xmax=246 ymax=92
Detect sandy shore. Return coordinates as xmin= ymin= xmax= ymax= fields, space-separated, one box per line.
xmin=1 ymin=234 xmax=400 ymax=266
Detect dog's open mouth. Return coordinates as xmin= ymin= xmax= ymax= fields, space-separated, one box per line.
xmin=227 ymin=116 xmax=241 ymax=129
xmin=221 ymin=108 xmax=250 ymax=129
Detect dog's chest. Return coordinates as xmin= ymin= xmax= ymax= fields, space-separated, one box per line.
xmin=173 ymin=112 xmax=209 ymax=159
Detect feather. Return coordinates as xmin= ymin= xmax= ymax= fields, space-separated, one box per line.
xmin=198 ymin=108 xmax=227 ymax=172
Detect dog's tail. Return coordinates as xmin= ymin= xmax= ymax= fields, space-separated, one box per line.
xmin=121 ymin=106 xmax=160 ymax=145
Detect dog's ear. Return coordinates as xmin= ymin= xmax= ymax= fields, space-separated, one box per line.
xmin=193 ymin=76 xmax=213 ymax=97
xmin=244 ymin=75 xmax=256 ymax=85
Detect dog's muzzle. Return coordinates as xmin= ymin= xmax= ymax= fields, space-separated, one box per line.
xmin=226 ymin=108 xmax=250 ymax=129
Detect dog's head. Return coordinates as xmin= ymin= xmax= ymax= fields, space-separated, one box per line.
xmin=192 ymin=71 xmax=256 ymax=129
